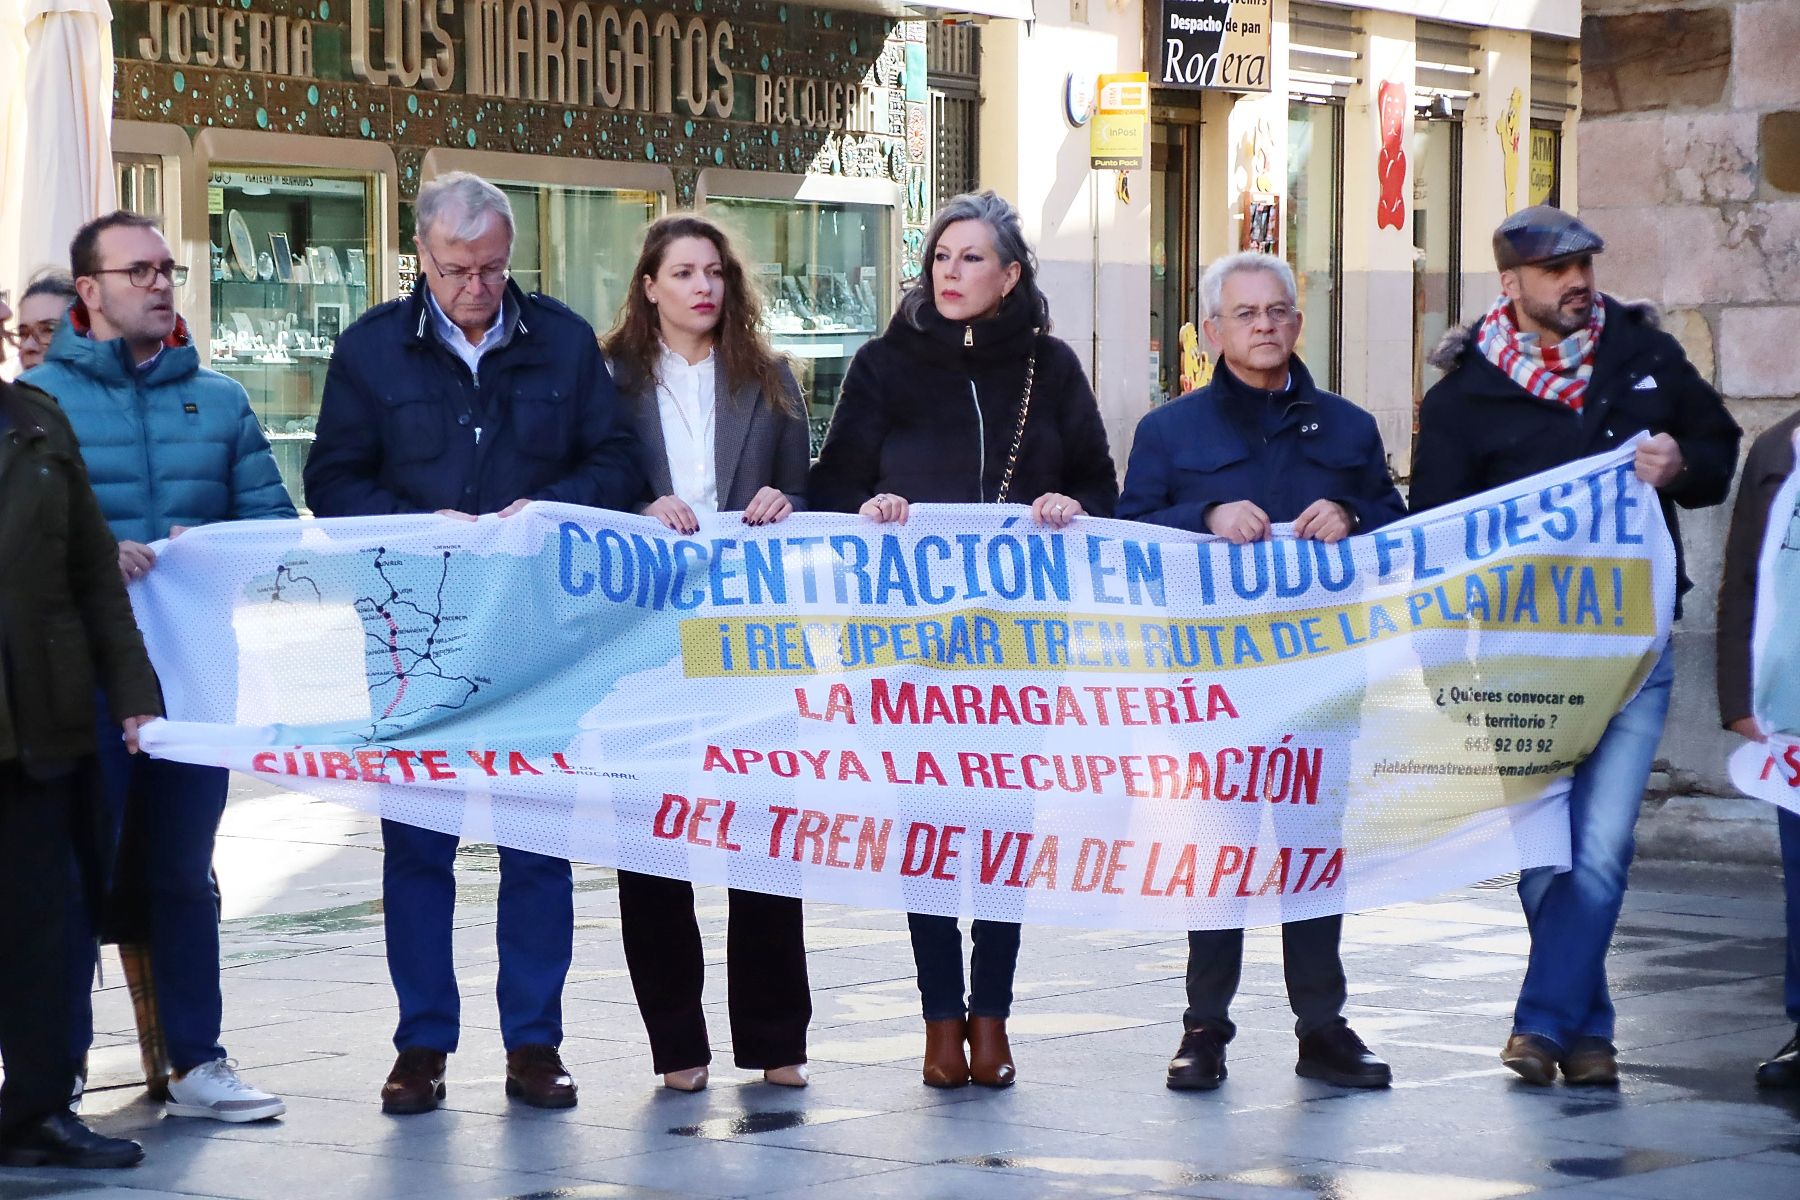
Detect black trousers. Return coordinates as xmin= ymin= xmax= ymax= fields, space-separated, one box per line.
xmin=616 ymin=871 xmax=810 ymax=1073
xmin=1184 ymin=914 xmax=1347 ymax=1040
xmin=0 ymin=762 xmax=82 ymax=1137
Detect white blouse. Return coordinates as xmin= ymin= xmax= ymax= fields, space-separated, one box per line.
xmin=655 ymin=342 xmax=718 ymax=512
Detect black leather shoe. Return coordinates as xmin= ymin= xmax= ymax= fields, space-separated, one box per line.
xmin=1755 ymin=1028 xmax=1800 ymax=1088
xmin=1297 ymin=1022 xmax=1392 ymax=1089
xmin=0 ymin=1110 xmax=144 ymax=1168
xmin=1166 ymin=1028 xmax=1228 ymax=1091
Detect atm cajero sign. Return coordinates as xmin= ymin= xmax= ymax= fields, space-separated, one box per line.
xmin=132 ymin=0 xmax=888 ymax=131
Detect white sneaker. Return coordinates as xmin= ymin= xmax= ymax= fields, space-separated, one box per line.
xmin=165 ymin=1059 xmax=286 ymax=1122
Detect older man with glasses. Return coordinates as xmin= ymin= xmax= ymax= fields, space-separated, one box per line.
xmin=21 ymin=211 xmax=295 ymax=1125
xmin=305 ymin=171 xmax=643 ymax=1115
xmin=1117 ymin=251 xmax=1407 ymax=1093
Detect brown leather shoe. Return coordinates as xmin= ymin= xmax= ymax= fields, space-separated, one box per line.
xmin=1501 ymin=1034 xmax=1558 ymax=1086
xmin=968 ymin=1015 xmax=1016 ymax=1088
xmin=1561 ymin=1046 xmax=1620 ymax=1086
xmin=381 ymin=1047 xmax=447 ymax=1115
xmin=505 ymin=1044 xmax=578 ymax=1109
xmin=922 ymin=1017 xmax=969 ymax=1088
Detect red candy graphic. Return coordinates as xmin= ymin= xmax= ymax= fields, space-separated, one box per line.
xmin=1376 ymin=80 xmax=1407 ymax=231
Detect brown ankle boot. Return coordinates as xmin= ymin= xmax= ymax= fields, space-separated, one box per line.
xmin=922 ymin=1017 xmax=969 ymax=1088
xmin=968 ymin=1015 xmax=1016 ymax=1088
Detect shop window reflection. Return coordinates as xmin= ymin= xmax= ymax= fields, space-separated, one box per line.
xmin=703 ymin=196 xmax=891 ymax=455
xmin=208 ymin=168 xmax=377 ymax=512
xmin=1286 ymin=102 xmax=1343 ymax=392
xmin=495 ymin=184 xmax=660 ymax=331
xmin=1411 ymin=116 xmax=1462 ymax=405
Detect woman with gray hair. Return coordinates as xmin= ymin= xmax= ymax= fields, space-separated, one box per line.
xmin=808 ymin=190 xmax=1118 ymax=1090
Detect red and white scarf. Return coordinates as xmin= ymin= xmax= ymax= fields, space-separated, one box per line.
xmin=1474 ymin=293 xmax=1605 ymax=412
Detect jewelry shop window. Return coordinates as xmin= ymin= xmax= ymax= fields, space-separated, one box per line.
xmin=702 ymin=195 xmax=893 ymax=454
xmin=495 ymin=184 xmax=661 ymax=332
xmin=208 ymin=168 xmax=379 ymax=510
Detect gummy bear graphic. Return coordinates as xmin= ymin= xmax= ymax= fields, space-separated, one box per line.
xmin=1178 ymin=321 xmax=1211 ymax=394
xmin=1376 ymin=80 xmax=1407 ymax=231
xmin=1498 ymin=87 xmax=1523 ymax=215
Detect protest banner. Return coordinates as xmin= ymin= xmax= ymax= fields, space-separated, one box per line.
xmin=138 ymin=443 xmax=1672 ymax=929
xmin=1727 ymin=433 xmax=1800 ymax=816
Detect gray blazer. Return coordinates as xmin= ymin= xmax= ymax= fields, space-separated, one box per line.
xmin=619 ymin=360 xmax=809 ymax=512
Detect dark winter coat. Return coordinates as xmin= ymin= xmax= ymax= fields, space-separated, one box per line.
xmin=304 ymin=281 xmax=644 ymax=517
xmin=1717 ymin=410 xmax=1800 ymax=728
xmin=1117 ymin=356 xmax=1406 ymax=532
xmin=0 ymin=380 xmax=162 ymax=768
xmin=1411 ymin=296 xmax=1741 ymax=606
xmin=806 ymin=297 xmax=1118 ymax=515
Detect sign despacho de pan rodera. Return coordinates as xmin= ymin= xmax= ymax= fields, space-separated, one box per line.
xmin=1154 ymin=0 xmax=1272 ymax=93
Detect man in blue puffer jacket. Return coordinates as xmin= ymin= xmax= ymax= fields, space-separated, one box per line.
xmin=22 ymin=211 xmax=294 ymax=1125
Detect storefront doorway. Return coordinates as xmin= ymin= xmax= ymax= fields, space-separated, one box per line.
xmin=1286 ymin=100 xmax=1343 ymax=391
xmin=1150 ymin=99 xmax=1203 ymax=406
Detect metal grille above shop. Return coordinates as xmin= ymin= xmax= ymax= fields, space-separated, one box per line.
xmin=927 ymin=22 xmax=981 ymax=207
xmin=1530 ymin=36 xmax=1579 ymax=124
xmin=1287 ymin=1 xmax=1361 ymax=102
xmin=1415 ymin=20 xmax=1478 ymax=116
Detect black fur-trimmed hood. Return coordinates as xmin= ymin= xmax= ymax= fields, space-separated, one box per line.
xmin=1427 ymin=296 xmax=1663 ymax=373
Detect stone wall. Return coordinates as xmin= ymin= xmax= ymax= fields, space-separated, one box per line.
xmin=1579 ymin=0 xmax=1800 ymax=794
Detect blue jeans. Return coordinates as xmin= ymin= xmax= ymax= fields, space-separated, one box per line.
xmin=1513 ymin=645 xmax=1675 ymax=1051
xmin=73 ymin=713 xmax=231 ymax=1073
xmin=1781 ymin=807 xmax=1800 ymax=1026
xmin=381 ymin=818 xmax=572 ymax=1053
xmin=908 ymin=915 xmax=1020 ymax=1021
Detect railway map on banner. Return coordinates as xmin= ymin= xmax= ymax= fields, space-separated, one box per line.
xmin=138 ymin=443 xmax=1673 ymax=930
xmin=1728 ymin=431 xmax=1800 ymax=817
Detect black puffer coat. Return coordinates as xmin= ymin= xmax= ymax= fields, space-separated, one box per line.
xmin=806 ymin=296 xmax=1118 ymax=515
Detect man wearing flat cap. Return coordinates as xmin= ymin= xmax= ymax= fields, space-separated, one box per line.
xmin=1412 ymin=205 xmax=1741 ymax=1088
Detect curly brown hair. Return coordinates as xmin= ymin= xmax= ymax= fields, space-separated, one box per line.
xmin=602 ymin=214 xmax=799 ymax=417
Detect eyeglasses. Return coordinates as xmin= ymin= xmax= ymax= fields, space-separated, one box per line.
xmin=434 ymin=263 xmax=509 ymax=290
xmin=88 ymin=263 xmax=190 ymax=288
xmin=0 ymin=321 xmax=57 ymax=348
xmin=422 ymin=246 xmax=509 ymax=291
xmin=1221 ymin=304 xmax=1298 ymax=328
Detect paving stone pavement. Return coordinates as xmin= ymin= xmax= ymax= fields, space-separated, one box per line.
xmin=3 ymin=781 xmax=1798 ymax=1200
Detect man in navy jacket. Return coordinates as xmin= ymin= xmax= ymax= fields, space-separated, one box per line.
xmin=1119 ymin=252 xmax=1404 ymax=1093
xmin=305 ymin=172 xmax=642 ymax=1115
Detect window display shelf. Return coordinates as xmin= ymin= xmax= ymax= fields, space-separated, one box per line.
xmin=208 ymin=166 xmax=380 ymax=510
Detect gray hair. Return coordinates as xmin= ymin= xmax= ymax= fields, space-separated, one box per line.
xmin=416 ymin=171 xmax=515 ymax=246
xmin=1200 ymin=252 xmax=1297 ymax=321
xmin=898 ymin=190 xmax=1050 ymax=332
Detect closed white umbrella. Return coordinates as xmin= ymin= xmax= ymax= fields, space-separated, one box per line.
xmin=0 ymin=0 xmax=29 ymax=316
xmin=11 ymin=0 xmax=116 ymax=290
